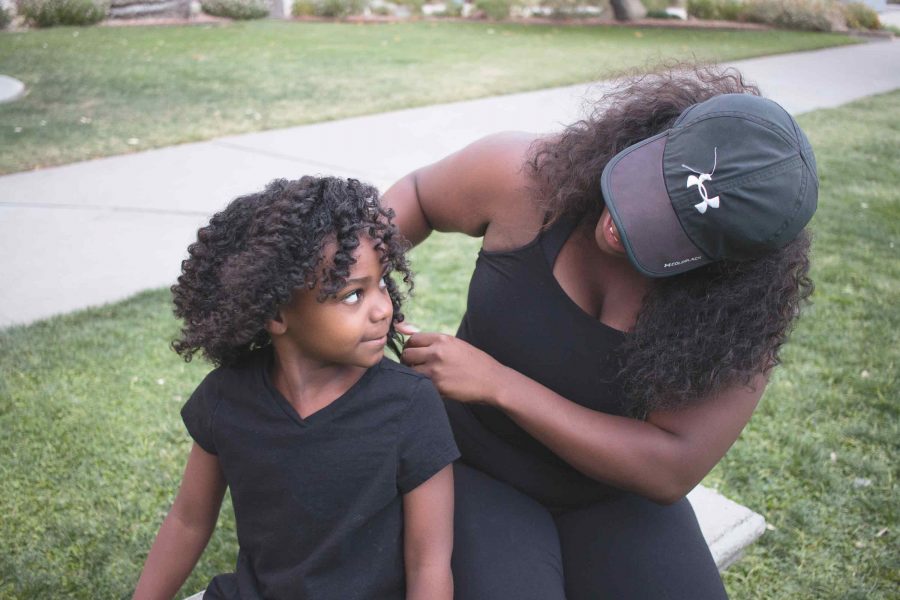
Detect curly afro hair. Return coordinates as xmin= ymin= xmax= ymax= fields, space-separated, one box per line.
xmin=171 ymin=176 xmax=412 ymax=367
xmin=528 ymin=64 xmax=814 ymax=416
xmin=621 ymin=231 xmax=812 ymax=417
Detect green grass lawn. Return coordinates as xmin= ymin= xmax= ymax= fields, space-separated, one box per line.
xmin=0 ymin=19 xmax=855 ymax=175
xmin=1 ymin=91 xmax=897 ymax=598
xmin=712 ymin=91 xmax=900 ymax=599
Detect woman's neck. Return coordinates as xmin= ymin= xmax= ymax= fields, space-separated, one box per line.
xmin=561 ymin=220 xmax=653 ymax=332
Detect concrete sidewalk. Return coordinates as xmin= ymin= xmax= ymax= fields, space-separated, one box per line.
xmin=2 ymin=40 xmax=899 ymax=328
xmin=879 ymin=5 xmax=900 ymax=29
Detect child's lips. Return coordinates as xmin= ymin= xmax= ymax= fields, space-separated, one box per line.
xmin=363 ymin=334 xmax=388 ymax=345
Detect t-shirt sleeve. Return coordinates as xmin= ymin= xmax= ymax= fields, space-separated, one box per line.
xmin=181 ymin=376 xmax=220 ymax=455
xmin=396 ymin=379 xmax=460 ymax=494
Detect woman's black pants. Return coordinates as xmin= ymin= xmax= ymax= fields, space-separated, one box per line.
xmin=451 ymin=463 xmax=729 ymax=600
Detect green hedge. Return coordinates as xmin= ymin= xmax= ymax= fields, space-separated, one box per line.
xmin=291 ymin=0 xmax=364 ymax=17
xmin=843 ymin=1 xmax=881 ymax=29
xmin=687 ymin=0 xmax=882 ymax=31
xmin=475 ymin=0 xmax=514 ymax=19
xmin=743 ymin=0 xmax=842 ymax=31
xmin=201 ymin=0 xmax=269 ymax=19
xmin=19 ymin=0 xmax=108 ymax=27
xmin=687 ymin=0 xmax=743 ymax=20
xmin=1 ymin=4 xmax=12 ymax=28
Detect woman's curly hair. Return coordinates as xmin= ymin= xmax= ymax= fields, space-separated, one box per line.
xmin=528 ymin=64 xmax=814 ymax=416
xmin=171 ymin=176 xmax=412 ymax=367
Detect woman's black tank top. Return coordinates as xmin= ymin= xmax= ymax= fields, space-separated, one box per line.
xmin=449 ymin=214 xmax=630 ymax=509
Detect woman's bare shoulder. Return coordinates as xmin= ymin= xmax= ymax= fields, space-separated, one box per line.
xmin=411 ymin=131 xmax=546 ymax=249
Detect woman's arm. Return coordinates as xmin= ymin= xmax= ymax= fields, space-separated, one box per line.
xmin=493 ymin=362 xmax=765 ymax=504
xmin=401 ymin=333 xmax=765 ymax=505
xmin=403 ymin=465 xmax=454 ymax=600
xmin=133 ymin=443 xmax=227 ymax=600
xmin=381 ymin=131 xmax=539 ymax=248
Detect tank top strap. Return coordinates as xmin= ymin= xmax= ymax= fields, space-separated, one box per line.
xmin=540 ymin=213 xmax=582 ymax=268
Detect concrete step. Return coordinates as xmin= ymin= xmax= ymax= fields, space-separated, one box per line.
xmin=688 ymin=484 xmax=766 ymax=571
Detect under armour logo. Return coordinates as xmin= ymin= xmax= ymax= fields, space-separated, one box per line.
xmin=683 ymin=148 xmax=720 ymax=214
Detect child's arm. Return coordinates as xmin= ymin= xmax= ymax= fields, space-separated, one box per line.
xmin=402 ymin=464 xmax=455 ymax=600
xmin=133 ymin=443 xmax=227 ymax=600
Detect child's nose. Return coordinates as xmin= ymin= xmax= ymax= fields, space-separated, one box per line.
xmin=371 ymin=291 xmax=392 ymax=322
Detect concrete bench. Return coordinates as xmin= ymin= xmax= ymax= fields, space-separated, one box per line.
xmin=687 ymin=484 xmax=767 ymax=570
xmin=183 ymin=484 xmax=764 ymax=598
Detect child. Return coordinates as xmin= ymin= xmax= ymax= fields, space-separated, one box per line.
xmin=133 ymin=176 xmax=459 ymax=600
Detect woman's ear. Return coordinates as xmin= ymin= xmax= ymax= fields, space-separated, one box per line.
xmin=597 ymin=209 xmax=626 ymax=255
xmin=265 ymin=309 xmax=287 ymax=336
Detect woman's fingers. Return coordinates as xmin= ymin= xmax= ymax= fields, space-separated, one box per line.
xmin=402 ymin=332 xmax=445 ymax=348
xmin=401 ymin=349 xmax=437 ymax=382
xmin=400 ymin=346 xmax=431 ymax=367
xmin=394 ymin=321 xmax=421 ymax=336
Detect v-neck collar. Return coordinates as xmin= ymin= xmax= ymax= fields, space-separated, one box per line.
xmin=541 ymin=215 xmax=629 ymax=338
xmin=261 ymin=351 xmax=382 ymax=428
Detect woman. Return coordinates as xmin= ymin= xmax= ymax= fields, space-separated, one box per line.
xmin=382 ymin=67 xmax=816 ymax=599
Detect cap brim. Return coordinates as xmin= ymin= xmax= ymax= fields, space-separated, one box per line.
xmin=600 ymin=131 xmax=711 ymax=277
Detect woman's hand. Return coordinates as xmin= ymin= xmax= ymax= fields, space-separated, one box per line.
xmin=397 ymin=323 xmax=506 ymax=406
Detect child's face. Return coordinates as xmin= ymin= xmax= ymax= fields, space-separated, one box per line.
xmin=274 ymin=235 xmax=394 ymax=369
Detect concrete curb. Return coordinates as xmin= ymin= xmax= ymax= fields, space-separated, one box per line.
xmin=0 ymin=75 xmax=25 ymax=104
xmin=688 ymin=485 xmax=768 ymax=571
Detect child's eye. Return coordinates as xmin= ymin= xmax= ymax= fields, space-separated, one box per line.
xmin=342 ymin=290 xmax=361 ymax=305
xmin=379 ymin=277 xmax=388 ymax=290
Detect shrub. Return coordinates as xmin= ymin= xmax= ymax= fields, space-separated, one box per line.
xmin=291 ymin=0 xmax=316 ymax=14
xmin=843 ymin=1 xmax=880 ymax=29
xmin=476 ymin=0 xmax=513 ymax=19
xmin=290 ymin=0 xmax=363 ymax=16
xmin=640 ymin=0 xmax=668 ymax=11
xmin=0 ymin=5 xmax=11 ymax=28
xmin=201 ymin=0 xmax=269 ymax=19
xmin=318 ymin=0 xmax=363 ymax=16
xmin=18 ymin=0 xmax=108 ymax=26
xmin=435 ymin=0 xmax=463 ymax=16
xmin=687 ymin=0 xmax=742 ymax=20
xmin=689 ymin=0 xmax=853 ymax=30
xmin=740 ymin=0 xmax=843 ymax=31
xmin=394 ymin=0 xmax=424 ymax=14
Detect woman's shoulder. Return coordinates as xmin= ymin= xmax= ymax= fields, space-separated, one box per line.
xmin=457 ymin=130 xmax=541 ymax=205
xmin=456 ymin=131 xmax=553 ymax=251
xmin=410 ymin=131 xmax=547 ymax=247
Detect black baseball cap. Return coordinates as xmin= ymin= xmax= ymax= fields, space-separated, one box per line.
xmin=600 ymin=93 xmax=818 ymax=278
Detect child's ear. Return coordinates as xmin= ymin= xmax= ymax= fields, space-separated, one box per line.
xmin=265 ymin=310 xmax=287 ymax=336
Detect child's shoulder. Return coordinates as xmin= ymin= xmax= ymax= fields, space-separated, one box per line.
xmin=374 ymin=357 xmax=426 ymax=379
xmin=192 ymin=350 xmax=266 ymax=396
xmin=368 ymin=358 xmax=439 ymax=397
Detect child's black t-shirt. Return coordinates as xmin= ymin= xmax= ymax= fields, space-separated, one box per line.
xmin=181 ymin=351 xmax=460 ymax=600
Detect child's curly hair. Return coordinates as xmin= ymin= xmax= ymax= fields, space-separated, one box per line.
xmin=171 ymin=176 xmax=412 ymax=367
